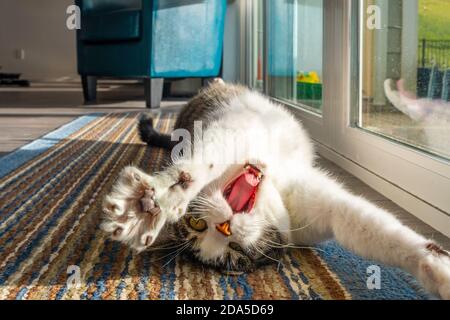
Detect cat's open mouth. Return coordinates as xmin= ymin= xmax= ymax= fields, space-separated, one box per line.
xmin=217 ymin=164 xmax=263 ymax=237
xmin=223 ymin=164 xmax=263 ymax=214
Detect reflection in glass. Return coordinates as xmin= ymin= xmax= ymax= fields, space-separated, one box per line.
xmin=359 ymin=0 xmax=450 ymax=159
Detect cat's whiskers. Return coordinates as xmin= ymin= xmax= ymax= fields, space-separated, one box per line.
xmin=161 ymin=240 xmax=193 ymax=268
xmin=193 ymin=196 xmax=218 ymax=209
xmin=147 ymin=241 xmax=191 ymax=251
xmin=260 ymin=238 xmax=326 ymax=253
xmin=252 ymin=243 xmax=285 ymax=267
xmin=278 ymin=215 xmax=321 ymax=233
xmin=188 ymin=205 xmax=211 ymax=213
xmin=190 ymin=196 xmax=218 ymax=210
xmin=149 ymin=239 xmax=193 ymax=262
xmin=190 ymin=198 xmax=210 ymax=206
xmin=188 ymin=206 xmax=211 ymax=219
xmin=244 ymin=218 xmax=269 ymax=234
xmin=223 ymin=254 xmax=239 ymax=277
xmin=190 ymin=214 xmax=209 ymax=220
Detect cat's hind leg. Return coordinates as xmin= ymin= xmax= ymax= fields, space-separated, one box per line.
xmin=288 ymin=168 xmax=450 ymax=299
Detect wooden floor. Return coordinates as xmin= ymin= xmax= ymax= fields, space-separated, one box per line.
xmin=0 ymin=81 xmax=186 ymax=157
xmin=1 ymin=81 xmax=449 ymax=249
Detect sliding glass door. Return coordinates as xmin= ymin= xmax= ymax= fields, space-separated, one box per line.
xmin=245 ymin=0 xmax=330 ymax=143
xmin=357 ymin=0 xmax=450 ymax=160
xmin=243 ymin=0 xmax=450 ymax=236
xmin=266 ymin=0 xmax=324 ymax=114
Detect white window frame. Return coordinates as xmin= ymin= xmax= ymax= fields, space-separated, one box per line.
xmin=240 ymin=0 xmax=450 ymax=237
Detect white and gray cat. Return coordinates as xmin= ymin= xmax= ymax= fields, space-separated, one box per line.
xmin=101 ymin=79 xmax=450 ymax=299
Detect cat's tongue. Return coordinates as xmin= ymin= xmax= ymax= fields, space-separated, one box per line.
xmin=224 ymin=165 xmax=262 ymax=214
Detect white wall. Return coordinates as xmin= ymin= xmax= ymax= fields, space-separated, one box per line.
xmin=0 ymin=0 xmax=78 ymax=81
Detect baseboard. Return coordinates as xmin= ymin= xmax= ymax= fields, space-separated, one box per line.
xmin=315 ymin=142 xmax=450 ymax=238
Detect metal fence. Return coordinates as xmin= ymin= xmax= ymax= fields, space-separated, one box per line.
xmin=418 ymin=39 xmax=450 ymax=68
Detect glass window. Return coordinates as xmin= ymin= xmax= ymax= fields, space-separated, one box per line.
xmin=357 ymin=0 xmax=450 ymax=160
xmin=266 ymin=0 xmax=324 ymax=114
xmin=251 ymin=0 xmax=264 ymax=92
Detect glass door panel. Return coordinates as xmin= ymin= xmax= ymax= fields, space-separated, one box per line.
xmin=358 ymin=0 xmax=450 ymax=160
xmin=266 ymin=0 xmax=324 ymax=114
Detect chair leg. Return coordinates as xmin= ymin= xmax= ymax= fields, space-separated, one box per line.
xmin=144 ymin=78 xmax=164 ymax=109
xmin=81 ymin=75 xmax=97 ymax=104
xmin=162 ymin=81 xmax=172 ymax=99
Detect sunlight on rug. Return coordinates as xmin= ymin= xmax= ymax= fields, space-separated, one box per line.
xmin=0 ymin=112 xmax=432 ymax=300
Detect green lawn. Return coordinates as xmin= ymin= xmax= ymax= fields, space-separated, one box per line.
xmin=418 ymin=0 xmax=450 ymax=40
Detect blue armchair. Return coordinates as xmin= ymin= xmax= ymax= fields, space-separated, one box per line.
xmin=76 ymin=0 xmax=226 ymax=108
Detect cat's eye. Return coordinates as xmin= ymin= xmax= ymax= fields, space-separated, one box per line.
xmin=187 ymin=216 xmax=208 ymax=232
xmin=229 ymin=242 xmax=243 ymax=252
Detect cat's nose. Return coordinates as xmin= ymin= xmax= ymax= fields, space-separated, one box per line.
xmin=216 ymin=221 xmax=232 ymax=237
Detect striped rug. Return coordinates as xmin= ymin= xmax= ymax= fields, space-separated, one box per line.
xmin=0 ymin=112 xmax=432 ymax=300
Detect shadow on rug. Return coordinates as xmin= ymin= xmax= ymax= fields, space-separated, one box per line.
xmin=0 ymin=112 xmax=432 ymax=300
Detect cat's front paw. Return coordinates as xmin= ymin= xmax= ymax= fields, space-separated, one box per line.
xmin=158 ymin=171 xmax=194 ymax=220
xmin=418 ymin=243 xmax=450 ymax=300
xmin=100 ymin=166 xmax=167 ymax=252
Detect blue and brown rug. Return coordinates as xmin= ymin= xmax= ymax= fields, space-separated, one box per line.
xmin=0 ymin=112 xmax=432 ymax=300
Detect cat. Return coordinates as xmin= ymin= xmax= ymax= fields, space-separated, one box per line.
xmin=384 ymin=79 xmax=450 ymax=157
xmin=101 ymin=79 xmax=450 ymax=299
